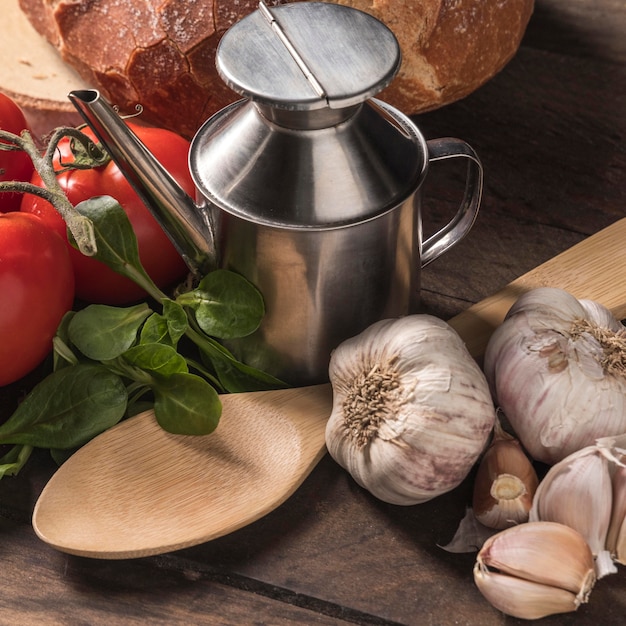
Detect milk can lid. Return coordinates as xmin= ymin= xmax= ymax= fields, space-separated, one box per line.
xmin=216 ymin=1 xmax=401 ymax=111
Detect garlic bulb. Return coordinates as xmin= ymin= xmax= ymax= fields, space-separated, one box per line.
xmin=484 ymin=287 xmax=626 ymax=464
xmin=472 ymin=417 xmax=538 ymax=529
xmin=324 ymin=315 xmax=496 ymax=505
xmin=474 ymin=521 xmax=596 ymax=620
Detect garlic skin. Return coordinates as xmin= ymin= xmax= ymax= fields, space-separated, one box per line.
xmin=439 ymin=507 xmax=498 ymax=553
xmin=529 ymin=445 xmax=617 ymax=579
xmin=484 ymin=287 xmax=626 ymax=465
xmin=324 ymin=315 xmax=496 ymax=505
xmin=472 ymin=419 xmax=538 ymax=529
xmin=474 ymin=521 xmax=596 ymax=620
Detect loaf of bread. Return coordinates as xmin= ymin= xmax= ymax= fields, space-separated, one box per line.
xmin=18 ymin=0 xmax=534 ymax=139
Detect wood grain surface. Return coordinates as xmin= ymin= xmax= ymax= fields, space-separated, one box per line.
xmin=1 ymin=0 xmax=625 ymax=624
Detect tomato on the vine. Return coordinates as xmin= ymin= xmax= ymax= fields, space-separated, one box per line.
xmin=0 ymin=212 xmax=75 ymax=386
xmin=21 ymin=122 xmax=192 ymax=304
xmin=0 ymin=92 xmax=35 ymax=212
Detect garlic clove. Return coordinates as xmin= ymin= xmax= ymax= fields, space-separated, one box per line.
xmin=474 ymin=521 xmax=596 ymax=620
xmin=474 ymin=563 xmax=587 ymax=621
xmin=611 ymin=516 xmax=626 ymax=565
xmin=476 ymin=522 xmax=596 ymax=594
xmin=472 ymin=419 xmax=538 ymax=529
xmin=477 ymin=473 xmax=532 ymax=529
xmin=606 ymin=462 xmax=626 ymax=563
xmin=529 ymin=445 xmax=617 ymax=578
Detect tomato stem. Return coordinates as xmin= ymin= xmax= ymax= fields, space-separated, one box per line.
xmin=45 ymin=127 xmax=110 ymax=172
xmin=0 ymin=180 xmax=61 ymax=204
xmin=0 ymin=128 xmax=97 ymax=257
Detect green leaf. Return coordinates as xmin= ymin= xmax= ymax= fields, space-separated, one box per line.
xmin=69 ymin=303 xmax=151 ymax=360
xmin=0 ymin=445 xmax=33 ymax=479
xmin=210 ymin=350 xmax=288 ymax=392
xmin=140 ymin=300 xmax=188 ymax=347
xmin=162 ymin=299 xmax=189 ymax=342
xmin=178 ymin=269 xmax=264 ymax=339
xmin=53 ymin=311 xmax=79 ymax=370
xmin=122 ymin=343 xmax=188 ymax=377
xmin=55 ymin=310 xmax=75 ymax=344
xmin=49 ymin=447 xmax=77 ymax=467
xmin=152 ymin=373 xmax=222 ymax=435
xmin=70 ymin=196 xmax=163 ymax=299
xmin=140 ymin=312 xmax=172 ymax=346
xmin=0 ymin=364 xmax=127 ymax=449
xmin=197 ymin=334 xmax=287 ymax=392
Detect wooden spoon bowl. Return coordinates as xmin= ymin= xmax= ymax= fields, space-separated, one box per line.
xmin=33 ymin=385 xmax=333 ymax=558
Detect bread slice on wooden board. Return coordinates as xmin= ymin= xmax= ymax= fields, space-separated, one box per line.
xmin=1 ymin=0 xmax=87 ymax=138
xmin=17 ymin=0 xmax=534 ymax=140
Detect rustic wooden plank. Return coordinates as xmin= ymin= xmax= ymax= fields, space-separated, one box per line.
xmin=523 ymin=0 xmax=626 ymax=63
xmin=0 ymin=516 xmax=357 ymax=626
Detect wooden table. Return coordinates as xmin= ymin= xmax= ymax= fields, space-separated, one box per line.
xmin=1 ymin=1 xmax=625 ymax=623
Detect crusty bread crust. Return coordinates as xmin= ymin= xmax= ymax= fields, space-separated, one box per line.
xmin=19 ymin=0 xmax=534 ymax=138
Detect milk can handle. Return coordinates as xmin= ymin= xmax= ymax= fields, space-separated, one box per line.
xmin=421 ymin=138 xmax=483 ymax=267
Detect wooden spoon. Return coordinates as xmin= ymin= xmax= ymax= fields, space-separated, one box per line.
xmin=32 ymin=218 xmax=626 ymax=559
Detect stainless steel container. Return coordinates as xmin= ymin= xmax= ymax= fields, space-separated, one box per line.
xmin=70 ymin=2 xmax=483 ymax=385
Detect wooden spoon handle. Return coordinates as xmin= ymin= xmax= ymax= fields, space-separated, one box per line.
xmin=449 ymin=217 xmax=626 ymax=358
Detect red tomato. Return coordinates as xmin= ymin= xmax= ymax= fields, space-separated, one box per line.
xmin=0 ymin=92 xmax=35 ymax=212
xmin=21 ymin=123 xmax=192 ymax=304
xmin=0 ymin=212 xmax=75 ymax=386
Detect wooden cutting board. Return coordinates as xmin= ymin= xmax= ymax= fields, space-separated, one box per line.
xmin=1 ymin=0 xmax=87 ymax=135
xmin=448 ymin=217 xmax=626 ymax=358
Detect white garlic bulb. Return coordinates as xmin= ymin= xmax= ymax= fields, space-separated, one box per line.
xmin=324 ymin=315 xmax=496 ymax=505
xmin=484 ymin=287 xmax=626 ymax=465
